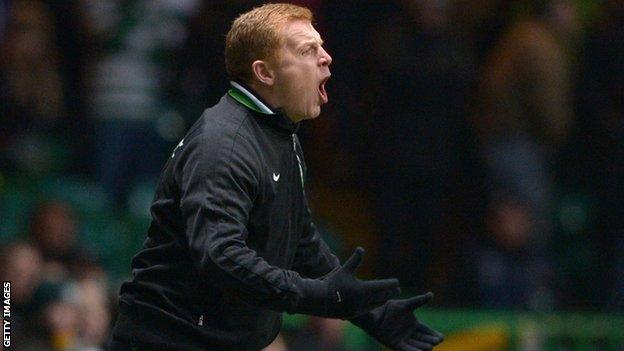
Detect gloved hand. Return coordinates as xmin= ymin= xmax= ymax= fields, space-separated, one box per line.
xmin=293 ymin=247 xmax=401 ymax=319
xmin=351 ymin=292 xmax=444 ymax=351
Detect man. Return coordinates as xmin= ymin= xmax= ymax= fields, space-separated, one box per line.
xmin=109 ymin=4 xmax=444 ymax=351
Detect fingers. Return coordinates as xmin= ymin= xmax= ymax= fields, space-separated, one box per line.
xmin=364 ymin=278 xmax=401 ymax=305
xmin=406 ymin=339 xmax=433 ymax=351
xmin=416 ymin=323 xmax=445 ymax=340
xmin=399 ymin=326 xmax=444 ymax=351
xmin=402 ymin=292 xmax=434 ymax=310
xmin=396 ymin=341 xmax=425 ymax=351
xmin=413 ymin=332 xmax=444 ymax=345
xmin=342 ymin=247 xmax=365 ymax=274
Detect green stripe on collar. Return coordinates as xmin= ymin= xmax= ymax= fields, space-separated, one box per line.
xmin=228 ymin=88 xmax=273 ymax=115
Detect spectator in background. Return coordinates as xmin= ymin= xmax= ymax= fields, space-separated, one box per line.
xmin=42 ymin=0 xmax=92 ymax=175
xmin=471 ymin=0 xmax=580 ymax=309
xmin=286 ymin=318 xmax=347 ymax=351
xmin=465 ymin=194 xmax=554 ymax=309
xmin=173 ymin=0 xmax=262 ymax=120
xmin=42 ymin=297 xmax=81 ymax=351
xmin=451 ymin=0 xmax=513 ymax=63
xmin=81 ymin=0 xmax=199 ymax=207
xmin=0 ymin=242 xmax=47 ymax=350
xmin=76 ymin=278 xmax=111 ymax=349
xmin=12 ymin=201 xmax=113 ymax=350
xmin=576 ymin=0 xmax=624 ymax=311
xmin=29 ymin=201 xmax=103 ymax=281
xmin=1 ymin=243 xmax=113 ymax=351
xmin=474 ymin=0 xmax=578 ymax=234
xmin=39 ymin=278 xmax=111 ymax=351
xmin=0 ymin=0 xmax=67 ymax=175
xmin=366 ymin=0 xmax=478 ymax=289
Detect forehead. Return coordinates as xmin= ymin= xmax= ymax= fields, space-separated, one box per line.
xmin=280 ymin=20 xmax=322 ymax=47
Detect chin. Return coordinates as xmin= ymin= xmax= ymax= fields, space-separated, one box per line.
xmin=289 ymin=105 xmax=321 ymax=122
xmin=307 ymin=112 xmax=321 ymax=120
xmin=308 ymin=106 xmax=322 ymax=119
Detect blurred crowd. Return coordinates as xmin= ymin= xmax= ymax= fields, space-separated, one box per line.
xmin=1 ymin=0 xmax=623 ymax=350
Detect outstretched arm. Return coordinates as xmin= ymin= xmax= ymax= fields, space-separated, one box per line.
xmin=180 ymin=134 xmax=398 ymax=319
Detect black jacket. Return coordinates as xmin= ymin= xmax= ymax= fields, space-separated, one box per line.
xmin=113 ymin=91 xmax=340 ymax=350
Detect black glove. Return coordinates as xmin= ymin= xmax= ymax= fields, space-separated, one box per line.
xmin=351 ymin=292 xmax=444 ymax=351
xmin=292 ymin=247 xmax=401 ymax=319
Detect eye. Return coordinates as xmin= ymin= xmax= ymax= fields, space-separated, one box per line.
xmin=301 ymin=45 xmax=317 ymax=56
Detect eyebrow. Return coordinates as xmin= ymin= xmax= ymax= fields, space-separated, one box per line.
xmin=296 ymin=37 xmax=324 ymax=48
xmin=288 ymin=31 xmax=323 ymax=47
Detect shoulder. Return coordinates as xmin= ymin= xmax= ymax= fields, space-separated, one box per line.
xmin=176 ymin=95 xmax=262 ymax=178
xmin=198 ymin=94 xmax=256 ymax=143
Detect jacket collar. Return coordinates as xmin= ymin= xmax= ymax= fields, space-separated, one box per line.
xmin=228 ymin=81 xmax=299 ymax=134
xmin=229 ymin=81 xmax=275 ymax=114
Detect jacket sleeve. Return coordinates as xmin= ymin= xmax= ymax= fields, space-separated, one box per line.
xmin=292 ymin=200 xmax=341 ymax=278
xmin=179 ymin=131 xmax=303 ymax=312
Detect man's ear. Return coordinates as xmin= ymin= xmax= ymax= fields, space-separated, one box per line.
xmin=251 ymin=60 xmax=275 ymax=86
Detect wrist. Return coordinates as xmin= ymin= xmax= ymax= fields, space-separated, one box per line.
xmin=289 ymin=275 xmax=328 ymax=316
xmin=350 ymin=310 xmax=375 ymax=329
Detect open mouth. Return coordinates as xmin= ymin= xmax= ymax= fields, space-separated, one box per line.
xmin=318 ymin=76 xmax=330 ymax=104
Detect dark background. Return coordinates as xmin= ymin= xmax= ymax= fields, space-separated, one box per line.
xmin=1 ymin=0 xmax=623 ymax=350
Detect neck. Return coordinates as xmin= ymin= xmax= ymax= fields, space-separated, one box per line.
xmin=247 ymin=81 xmax=301 ymax=122
xmin=247 ymin=82 xmax=279 ymax=109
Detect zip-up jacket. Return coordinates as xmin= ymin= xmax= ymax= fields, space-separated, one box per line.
xmin=112 ymin=85 xmax=340 ymax=351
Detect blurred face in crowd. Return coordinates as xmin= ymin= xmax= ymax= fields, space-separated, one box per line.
xmin=548 ymin=0 xmax=580 ymax=38
xmin=44 ymin=300 xmax=80 ymax=340
xmin=4 ymin=0 xmax=56 ymax=65
xmin=487 ymin=199 xmax=534 ymax=251
xmin=3 ymin=0 xmax=63 ymax=118
xmin=78 ymin=279 xmax=111 ymax=346
xmin=253 ymin=20 xmax=332 ymax=122
xmin=403 ymin=0 xmax=449 ymax=31
xmin=31 ymin=202 xmax=77 ymax=256
xmin=3 ymin=243 xmax=42 ymax=303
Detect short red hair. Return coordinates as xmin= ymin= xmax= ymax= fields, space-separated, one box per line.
xmin=225 ymin=3 xmax=313 ymax=83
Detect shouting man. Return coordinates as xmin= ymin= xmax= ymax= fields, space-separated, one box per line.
xmin=109 ymin=4 xmax=443 ymax=351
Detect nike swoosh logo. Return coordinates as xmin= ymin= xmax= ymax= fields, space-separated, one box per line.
xmin=336 ymin=291 xmax=342 ymax=303
xmin=273 ymin=173 xmax=280 ymax=181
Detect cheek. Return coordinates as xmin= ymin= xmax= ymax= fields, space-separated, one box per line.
xmin=276 ymin=65 xmax=320 ymax=116
xmin=285 ymin=77 xmax=312 ymax=103
xmin=282 ymin=65 xmax=315 ymax=88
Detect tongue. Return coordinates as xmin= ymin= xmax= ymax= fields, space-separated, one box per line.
xmin=319 ymin=82 xmax=328 ymax=103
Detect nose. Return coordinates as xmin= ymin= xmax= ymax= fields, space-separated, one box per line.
xmin=319 ymin=47 xmax=332 ymax=67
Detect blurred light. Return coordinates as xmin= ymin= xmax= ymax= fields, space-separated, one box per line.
xmin=127 ymin=180 xmax=157 ymax=221
xmin=558 ymin=200 xmax=587 ymax=235
xmin=0 ymin=170 xmax=5 ymax=194
xmin=155 ymin=110 xmax=186 ymax=142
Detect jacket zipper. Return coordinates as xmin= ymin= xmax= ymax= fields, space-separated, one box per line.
xmin=292 ymin=134 xmax=304 ymax=188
